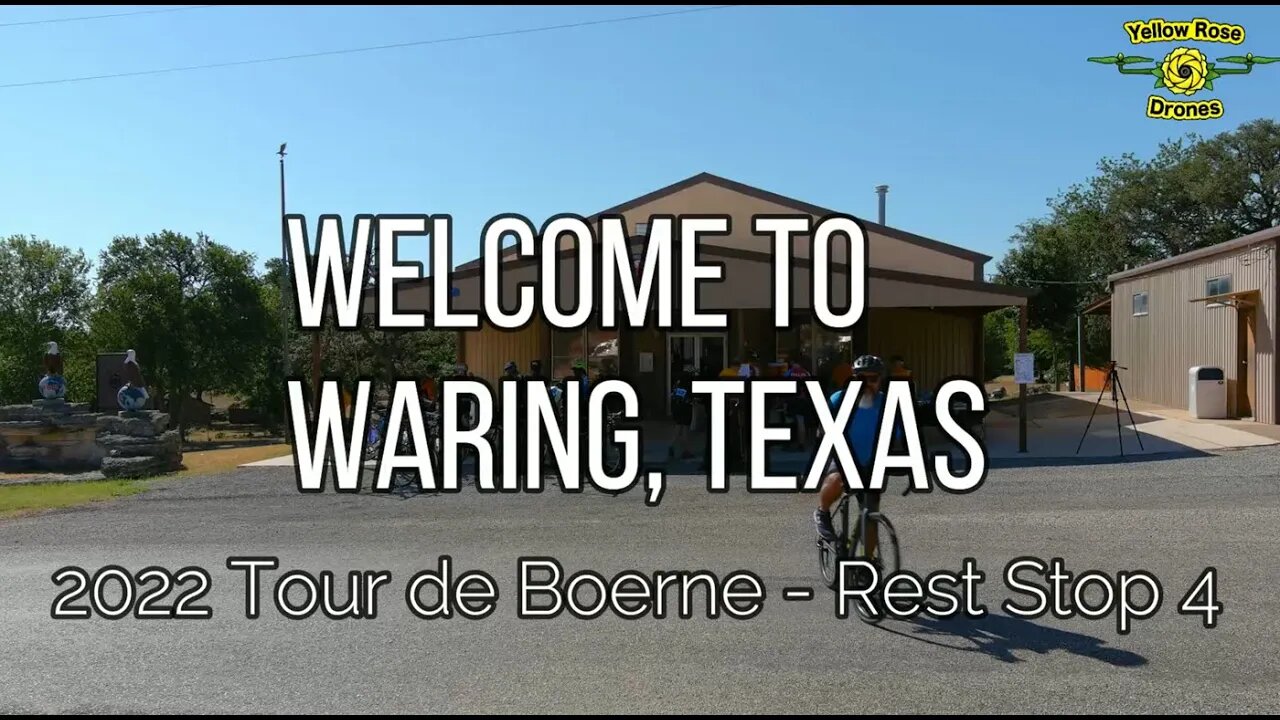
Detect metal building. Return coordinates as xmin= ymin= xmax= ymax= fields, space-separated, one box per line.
xmin=1098 ymin=225 xmax=1278 ymax=423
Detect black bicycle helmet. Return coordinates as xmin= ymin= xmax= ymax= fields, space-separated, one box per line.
xmin=852 ymin=354 xmax=885 ymax=376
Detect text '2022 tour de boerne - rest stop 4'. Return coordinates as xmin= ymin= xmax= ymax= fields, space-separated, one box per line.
xmin=278 ymin=210 xmax=995 ymax=499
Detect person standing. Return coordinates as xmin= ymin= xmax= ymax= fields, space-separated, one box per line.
xmin=667 ymin=362 xmax=705 ymax=470
xmin=784 ymin=355 xmax=813 ymax=452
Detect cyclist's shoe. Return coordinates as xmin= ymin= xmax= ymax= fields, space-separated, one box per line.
xmin=813 ymin=509 xmax=837 ymax=542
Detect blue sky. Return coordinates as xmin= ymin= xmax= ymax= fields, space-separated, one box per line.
xmin=3 ymin=5 xmax=1278 ymax=281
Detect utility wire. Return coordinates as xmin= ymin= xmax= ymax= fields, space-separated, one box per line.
xmin=0 ymin=5 xmax=740 ymax=90
xmin=0 ymin=5 xmax=216 ymax=29
xmin=988 ymin=278 xmax=1107 ymax=285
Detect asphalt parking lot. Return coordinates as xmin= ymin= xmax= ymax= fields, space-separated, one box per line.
xmin=1 ymin=448 xmax=1278 ymax=713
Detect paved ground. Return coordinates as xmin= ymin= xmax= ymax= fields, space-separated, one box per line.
xmin=2 ymin=449 xmax=1279 ymax=713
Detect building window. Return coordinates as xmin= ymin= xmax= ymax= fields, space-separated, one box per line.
xmin=550 ymin=328 xmax=585 ymax=381
xmin=549 ymin=313 xmax=619 ymax=380
xmin=585 ymin=323 xmax=620 ymax=378
xmin=1206 ymin=275 xmax=1232 ymax=307
xmin=635 ymin=222 xmax=649 ymax=237
xmin=776 ymin=312 xmax=853 ymax=391
xmin=1132 ymin=292 xmax=1149 ymax=316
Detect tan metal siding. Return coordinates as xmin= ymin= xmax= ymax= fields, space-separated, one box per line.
xmin=868 ymin=308 xmax=975 ymax=392
xmin=1110 ymin=240 xmax=1276 ymax=423
xmin=460 ymin=320 xmax=548 ymax=386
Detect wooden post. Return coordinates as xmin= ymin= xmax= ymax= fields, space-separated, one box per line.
xmin=1077 ymin=312 xmax=1086 ymax=393
xmin=1019 ymin=304 xmax=1028 ymax=453
xmin=310 ymin=333 xmax=323 ymax=400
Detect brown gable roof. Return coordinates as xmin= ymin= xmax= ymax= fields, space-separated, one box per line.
xmin=455 ymin=171 xmax=991 ymax=272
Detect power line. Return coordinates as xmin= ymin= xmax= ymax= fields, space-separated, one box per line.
xmin=0 ymin=5 xmax=741 ymax=90
xmin=0 ymin=5 xmax=216 ymax=29
xmin=987 ymin=276 xmax=1106 ymax=285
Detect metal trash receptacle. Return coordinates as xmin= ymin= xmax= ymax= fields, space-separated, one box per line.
xmin=1188 ymin=366 xmax=1227 ymax=419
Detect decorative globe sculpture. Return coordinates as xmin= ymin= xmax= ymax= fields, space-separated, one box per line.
xmin=117 ymin=384 xmax=149 ymax=412
xmin=38 ymin=374 xmax=67 ymax=400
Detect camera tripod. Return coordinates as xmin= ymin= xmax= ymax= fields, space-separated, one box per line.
xmin=1076 ymin=361 xmax=1145 ymax=456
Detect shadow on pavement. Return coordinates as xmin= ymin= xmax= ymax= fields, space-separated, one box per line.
xmin=986 ymin=450 xmax=1211 ymax=469
xmin=876 ymin=612 xmax=1148 ymax=667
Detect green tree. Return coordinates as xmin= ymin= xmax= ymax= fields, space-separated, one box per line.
xmin=93 ymin=231 xmax=273 ymax=434
xmin=982 ymin=309 xmax=1014 ymax=380
xmin=241 ymin=258 xmax=456 ymax=424
xmin=994 ymin=118 xmax=1280 ymax=369
xmin=0 ymin=235 xmax=94 ymax=403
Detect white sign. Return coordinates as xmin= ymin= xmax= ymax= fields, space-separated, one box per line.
xmin=1014 ymin=353 xmax=1035 ymax=385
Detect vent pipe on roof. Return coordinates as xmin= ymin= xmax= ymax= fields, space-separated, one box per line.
xmin=875 ymin=185 xmax=889 ymax=225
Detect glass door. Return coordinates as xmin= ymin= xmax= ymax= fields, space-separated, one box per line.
xmin=667 ymin=333 xmax=727 ymax=415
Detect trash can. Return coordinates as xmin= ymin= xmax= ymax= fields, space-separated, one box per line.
xmin=1189 ymin=366 xmax=1227 ymax=419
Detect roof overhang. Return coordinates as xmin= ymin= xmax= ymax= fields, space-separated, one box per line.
xmin=364 ymin=241 xmax=1033 ymax=320
xmin=1081 ymin=295 xmax=1112 ymax=316
xmin=1188 ymin=289 xmax=1260 ymax=309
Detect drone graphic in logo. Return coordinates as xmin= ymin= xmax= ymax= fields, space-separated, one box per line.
xmin=1089 ymin=50 xmax=1278 ymax=95
xmin=1090 ymin=18 xmax=1277 ymax=120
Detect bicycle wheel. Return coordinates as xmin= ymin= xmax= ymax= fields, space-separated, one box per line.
xmin=600 ymin=416 xmax=624 ymax=475
xmin=817 ymin=496 xmax=853 ymax=591
xmin=848 ymin=512 xmax=901 ymax=624
xmin=390 ymin=431 xmax=419 ymax=495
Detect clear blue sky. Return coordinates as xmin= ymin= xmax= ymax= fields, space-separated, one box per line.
xmin=3 ymin=5 xmax=1278 ymax=280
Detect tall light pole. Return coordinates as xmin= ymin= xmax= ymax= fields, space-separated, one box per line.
xmin=278 ymin=143 xmax=291 ymax=439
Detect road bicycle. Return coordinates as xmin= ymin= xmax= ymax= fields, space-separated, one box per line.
xmin=364 ymin=402 xmax=444 ymax=496
xmin=816 ymin=481 xmax=905 ymax=624
xmin=598 ymin=409 xmax=626 ymax=476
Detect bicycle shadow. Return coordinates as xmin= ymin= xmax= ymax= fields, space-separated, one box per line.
xmin=875 ymin=612 xmax=1147 ymax=667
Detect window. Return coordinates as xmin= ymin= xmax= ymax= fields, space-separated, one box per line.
xmin=1206 ymin=275 xmax=1232 ymax=307
xmin=1132 ymin=292 xmax=1149 ymax=316
xmin=634 ymin=222 xmax=649 ymax=237
xmin=776 ymin=312 xmax=854 ymax=392
xmin=550 ymin=328 xmax=586 ymax=381
xmin=549 ymin=313 xmax=619 ymax=380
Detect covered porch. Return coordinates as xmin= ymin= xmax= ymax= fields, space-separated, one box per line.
xmin=410 ymin=242 xmax=1033 ymax=444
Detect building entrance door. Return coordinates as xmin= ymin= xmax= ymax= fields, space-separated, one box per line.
xmin=666 ymin=333 xmax=727 ymax=415
xmin=1237 ymin=304 xmax=1256 ymax=418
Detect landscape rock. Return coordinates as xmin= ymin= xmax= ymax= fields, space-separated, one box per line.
xmin=99 ymin=430 xmax=181 ymax=459
xmin=8 ymin=445 xmax=50 ymax=460
xmin=1 ymin=400 xmax=180 ymax=477
xmin=102 ymin=455 xmax=171 ymax=478
xmin=0 ymin=401 xmax=104 ymax=472
xmin=50 ymin=414 xmax=98 ymax=430
xmin=97 ymin=412 xmax=170 ymax=438
xmin=0 ymin=406 xmax=44 ymax=422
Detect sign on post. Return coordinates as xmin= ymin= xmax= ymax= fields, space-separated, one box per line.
xmin=1014 ymin=353 xmax=1036 ymax=385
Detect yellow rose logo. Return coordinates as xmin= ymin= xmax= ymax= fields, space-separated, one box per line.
xmin=1089 ymin=24 xmax=1280 ymax=120
xmin=1160 ymin=47 xmax=1208 ymax=95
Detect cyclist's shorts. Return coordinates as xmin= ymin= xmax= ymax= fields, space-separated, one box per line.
xmin=824 ymin=459 xmax=883 ymax=512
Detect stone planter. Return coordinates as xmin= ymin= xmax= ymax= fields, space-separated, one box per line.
xmin=0 ymin=401 xmax=184 ymax=478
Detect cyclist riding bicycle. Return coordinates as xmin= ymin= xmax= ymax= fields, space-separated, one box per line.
xmin=812 ymin=354 xmax=902 ymax=549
